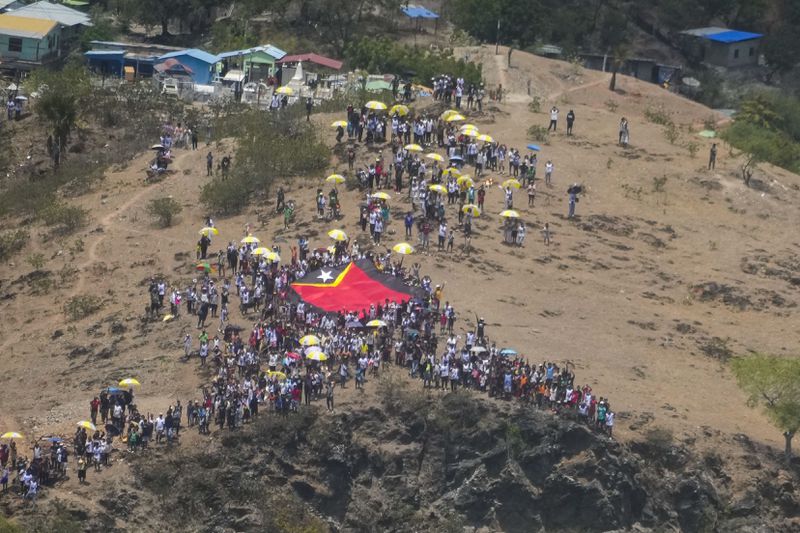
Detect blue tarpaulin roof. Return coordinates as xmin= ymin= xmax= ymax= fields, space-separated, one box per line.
xmin=706 ymin=30 xmax=762 ymax=43
xmin=401 ymin=4 xmax=439 ymax=19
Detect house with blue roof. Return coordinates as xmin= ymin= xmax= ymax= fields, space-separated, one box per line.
xmin=680 ymin=27 xmax=762 ymax=68
xmin=155 ymin=48 xmax=219 ymax=84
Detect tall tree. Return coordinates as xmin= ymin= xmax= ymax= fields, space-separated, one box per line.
xmin=731 ymin=354 xmax=800 ymax=459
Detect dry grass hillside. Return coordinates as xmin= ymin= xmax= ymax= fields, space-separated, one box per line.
xmin=0 ymin=45 xmax=799 ymax=528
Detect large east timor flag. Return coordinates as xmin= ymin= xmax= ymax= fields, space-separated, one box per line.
xmin=290 ymin=259 xmax=423 ymax=314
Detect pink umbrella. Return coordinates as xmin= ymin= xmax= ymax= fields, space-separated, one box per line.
xmin=286 ymin=352 xmax=301 ymax=361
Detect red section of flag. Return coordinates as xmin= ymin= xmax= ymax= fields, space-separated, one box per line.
xmin=291 ymin=263 xmax=412 ymax=313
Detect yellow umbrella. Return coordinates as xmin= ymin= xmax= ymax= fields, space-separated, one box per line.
xmin=265 ymin=251 xmax=281 ymax=262
xmin=500 ymin=209 xmax=520 ymax=218
xmin=326 ymin=174 xmax=345 ymax=184
xmin=0 ymin=432 xmax=23 ymax=439
xmin=389 ymin=104 xmax=409 ymax=116
xmin=331 ymin=120 xmax=348 ymax=128
xmin=366 ymin=319 xmax=387 ymax=327
xmin=502 ymin=178 xmax=522 ymax=189
xmin=462 ymin=128 xmax=479 ymax=138
xmin=372 ymin=191 xmax=391 ymax=200
xmin=328 ymin=229 xmax=348 ymax=241
xmin=266 ymin=371 xmax=287 ymax=380
xmin=404 ymin=143 xmax=423 ymax=152
xmin=441 ymin=109 xmax=459 ymax=120
xmin=392 ymin=242 xmax=414 ymax=255
xmin=477 ymin=134 xmax=495 ymax=143
xmin=199 ymin=227 xmax=219 ymax=236
xmin=119 ymin=378 xmax=141 ymax=387
xmin=252 ymin=247 xmax=271 ymax=256
xmin=306 ymin=351 xmax=328 ymax=362
xmin=429 ymin=184 xmax=447 ymax=194
xmin=241 ymin=235 xmax=260 ymax=244
xmin=275 ymin=86 xmax=293 ymax=95
xmin=441 ymin=168 xmax=461 ymax=177
xmin=162 ymin=314 xmax=175 ymax=322
xmin=459 ymin=124 xmax=479 ymax=132
xmin=445 ymin=114 xmax=466 ymax=122
xmin=77 ymin=420 xmax=96 ymax=431
xmin=462 ymin=204 xmax=482 ymax=217
xmin=299 ymin=335 xmax=320 ymax=346
xmin=365 ymin=100 xmax=387 ymax=111
xmin=425 ymin=153 xmax=444 ymax=162
xmin=457 ymin=176 xmax=475 ymax=188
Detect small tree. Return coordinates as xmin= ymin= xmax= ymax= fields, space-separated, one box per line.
xmin=731 ymin=354 xmax=800 ymax=459
xmin=741 ymin=154 xmax=758 ymax=187
xmin=27 ymin=66 xmax=90 ymax=153
xmin=146 ymin=197 xmax=183 ymax=227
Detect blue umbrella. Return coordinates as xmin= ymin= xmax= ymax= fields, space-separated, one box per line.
xmin=499 ymin=348 xmax=518 ymax=356
xmin=449 ymin=155 xmax=464 ymax=161
xmin=527 ymin=144 xmax=541 ymax=151
xmin=45 ymin=437 xmax=62 ymax=443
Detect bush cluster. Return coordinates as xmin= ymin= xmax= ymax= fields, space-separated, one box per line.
xmin=345 ymin=37 xmax=482 ymax=86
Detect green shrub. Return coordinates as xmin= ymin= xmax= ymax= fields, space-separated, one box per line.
xmin=40 ymin=203 xmax=89 ymax=235
xmin=345 ymin=37 xmax=482 ymax=85
xmin=201 ymin=175 xmax=252 ymax=215
xmin=645 ymin=105 xmax=673 ymax=126
xmin=203 ymin=109 xmax=328 ymax=214
xmin=146 ymin=197 xmax=183 ymax=227
xmin=663 ymin=123 xmax=679 ymax=144
xmin=527 ymin=125 xmax=550 ymax=144
xmin=64 ymin=295 xmax=103 ymax=321
xmin=0 ymin=515 xmax=23 ymax=533
xmin=0 ymin=230 xmax=28 ymax=260
xmin=528 ymin=96 xmax=542 ymax=113
xmin=26 ymin=253 xmax=45 ymax=270
xmin=686 ymin=141 xmax=700 ymax=158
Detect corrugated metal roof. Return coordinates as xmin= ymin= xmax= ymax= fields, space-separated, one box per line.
xmin=401 ymin=4 xmax=439 ymax=19
xmin=680 ymin=27 xmax=728 ymax=37
xmin=277 ymin=53 xmax=343 ymax=70
xmin=84 ymin=49 xmax=124 ymax=57
xmin=0 ymin=13 xmax=56 ymax=38
xmin=706 ymin=30 xmax=762 ymax=43
xmin=158 ymin=48 xmax=219 ymax=65
xmin=218 ymin=44 xmax=286 ymax=60
xmin=9 ymin=1 xmax=91 ymax=27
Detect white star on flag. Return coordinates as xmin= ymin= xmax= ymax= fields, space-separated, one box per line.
xmin=317 ymin=270 xmax=333 ymax=282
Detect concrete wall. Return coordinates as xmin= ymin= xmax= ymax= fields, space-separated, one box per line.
xmin=705 ymin=40 xmax=759 ymax=67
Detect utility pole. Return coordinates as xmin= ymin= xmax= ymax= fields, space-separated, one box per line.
xmin=495 ymin=19 xmax=501 ymax=54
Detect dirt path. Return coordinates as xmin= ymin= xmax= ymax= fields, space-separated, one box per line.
xmin=69 ymin=151 xmax=194 ymax=298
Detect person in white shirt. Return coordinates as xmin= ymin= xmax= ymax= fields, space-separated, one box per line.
xmin=548 ymin=106 xmax=559 ymax=132
xmin=605 ymin=411 xmax=615 ymax=437
xmin=155 ymin=414 xmax=165 ymax=443
xmin=545 ymin=161 xmax=554 ymax=186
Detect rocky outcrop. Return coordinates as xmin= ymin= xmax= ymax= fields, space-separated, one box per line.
xmin=112 ymin=389 xmax=800 ymax=532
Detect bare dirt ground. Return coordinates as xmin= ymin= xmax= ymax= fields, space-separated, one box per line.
xmin=1 ymin=45 xmax=799 ymax=522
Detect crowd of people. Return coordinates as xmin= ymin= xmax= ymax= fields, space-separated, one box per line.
xmin=1 ymin=72 xmax=617 ymax=507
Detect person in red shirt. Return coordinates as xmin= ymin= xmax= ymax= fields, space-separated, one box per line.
xmin=89 ymin=397 xmax=100 ymax=426
xmin=477 ymin=186 xmax=486 ymax=209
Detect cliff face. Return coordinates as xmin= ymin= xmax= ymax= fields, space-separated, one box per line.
xmin=114 ymin=384 xmax=799 ymax=533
